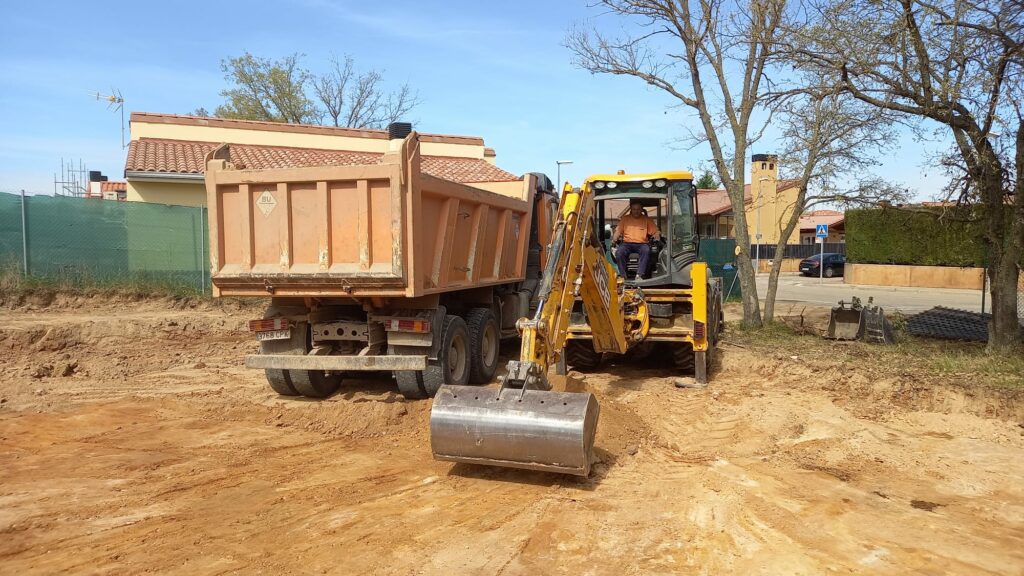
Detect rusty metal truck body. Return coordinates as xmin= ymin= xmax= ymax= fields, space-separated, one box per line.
xmin=205 ymin=131 xmax=557 ymax=399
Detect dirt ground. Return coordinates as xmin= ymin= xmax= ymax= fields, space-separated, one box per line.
xmin=1 ymin=296 xmax=1022 ymax=575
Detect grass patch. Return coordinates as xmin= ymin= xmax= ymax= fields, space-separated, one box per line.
xmin=0 ymin=261 xmax=210 ymax=301
xmin=724 ymin=319 xmax=1024 ymax=391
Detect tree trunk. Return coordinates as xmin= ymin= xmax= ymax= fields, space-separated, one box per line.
xmin=763 ymin=248 xmax=789 ymax=322
xmin=725 ymin=180 xmax=762 ymax=328
xmin=977 ymin=136 xmax=1022 ymax=351
xmin=987 ymin=256 xmax=1020 ymax=351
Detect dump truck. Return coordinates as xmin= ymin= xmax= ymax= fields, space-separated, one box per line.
xmin=430 ymin=170 xmax=723 ymax=476
xmin=204 ymin=128 xmax=558 ymax=399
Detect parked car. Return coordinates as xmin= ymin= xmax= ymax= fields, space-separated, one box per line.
xmin=799 ymin=253 xmax=845 ymax=277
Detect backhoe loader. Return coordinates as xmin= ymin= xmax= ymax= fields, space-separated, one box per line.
xmin=430 ymin=171 xmax=722 ymax=476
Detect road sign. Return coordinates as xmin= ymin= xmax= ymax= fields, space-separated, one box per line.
xmin=815 ymin=223 xmax=829 ymax=238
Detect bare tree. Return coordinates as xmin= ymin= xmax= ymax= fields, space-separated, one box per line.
xmin=761 ymin=87 xmax=907 ymax=321
xmin=791 ymin=0 xmax=1023 ymax=350
xmin=311 ymin=55 xmax=420 ymax=129
xmin=214 ymin=52 xmax=420 ymax=130
xmin=568 ymin=0 xmax=787 ymax=327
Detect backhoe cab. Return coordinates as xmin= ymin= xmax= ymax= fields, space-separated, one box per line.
xmin=430 ymin=171 xmax=723 ymax=477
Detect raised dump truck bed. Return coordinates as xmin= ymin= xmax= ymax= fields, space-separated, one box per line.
xmin=205 ymin=131 xmax=557 ymax=400
xmin=206 ymin=134 xmax=537 ymax=298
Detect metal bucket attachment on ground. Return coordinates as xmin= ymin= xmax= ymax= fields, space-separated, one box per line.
xmin=826 ymin=300 xmax=865 ymax=340
xmin=430 ymin=384 xmax=599 ymax=476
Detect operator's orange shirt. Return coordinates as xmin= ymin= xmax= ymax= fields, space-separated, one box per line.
xmin=615 ymin=214 xmax=659 ymax=243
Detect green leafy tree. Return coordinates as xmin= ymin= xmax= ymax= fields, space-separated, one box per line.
xmin=695 ymin=170 xmax=718 ymax=189
xmin=215 ymin=53 xmax=318 ymax=124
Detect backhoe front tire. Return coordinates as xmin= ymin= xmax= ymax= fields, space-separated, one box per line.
xmin=566 ymin=340 xmax=602 ymax=371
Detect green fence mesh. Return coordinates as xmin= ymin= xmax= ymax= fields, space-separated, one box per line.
xmin=699 ymin=238 xmax=740 ymax=300
xmin=0 ymin=192 xmax=209 ymax=293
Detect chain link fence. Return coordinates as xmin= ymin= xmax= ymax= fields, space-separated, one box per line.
xmin=0 ymin=191 xmax=209 ymax=294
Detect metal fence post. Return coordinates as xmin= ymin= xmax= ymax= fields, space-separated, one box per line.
xmin=200 ymin=206 xmax=207 ymax=295
xmin=20 ymin=189 xmax=28 ymax=275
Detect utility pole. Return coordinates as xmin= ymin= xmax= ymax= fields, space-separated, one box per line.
xmin=556 ymin=160 xmax=573 ymax=193
xmin=756 ymin=176 xmax=768 ymax=274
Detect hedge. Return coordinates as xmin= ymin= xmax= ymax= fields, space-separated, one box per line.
xmin=845 ymin=207 xmax=987 ymax=267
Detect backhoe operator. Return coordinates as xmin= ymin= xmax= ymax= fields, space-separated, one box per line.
xmin=613 ymin=201 xmax=661 ymax=279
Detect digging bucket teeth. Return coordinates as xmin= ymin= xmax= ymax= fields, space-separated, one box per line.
xmin=430 ymin=384 xmax=599 ymax=477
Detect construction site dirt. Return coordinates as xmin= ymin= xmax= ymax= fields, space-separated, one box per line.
xmin=1 ymin=296 xmax=1021 ymax=575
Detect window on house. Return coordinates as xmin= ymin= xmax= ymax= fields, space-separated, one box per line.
xmin=769 ymin=163 xmax=774 ymax=170
xmin=704 ymin=223 xmax=715 ymax=237
xmin=761 ymin=162 xmax=766 ymax=170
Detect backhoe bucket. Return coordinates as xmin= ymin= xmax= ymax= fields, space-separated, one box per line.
xmin=826 ymin=302 xmax=864 ymax=340
xmin=430 ymin=385 xmax=599 ymax=476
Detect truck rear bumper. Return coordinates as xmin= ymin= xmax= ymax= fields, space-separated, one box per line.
xmin=245 ymin=354 xmax=427 ymax=371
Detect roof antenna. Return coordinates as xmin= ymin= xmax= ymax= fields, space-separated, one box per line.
xmin=91 ymin=88 xmax=126 ymax=149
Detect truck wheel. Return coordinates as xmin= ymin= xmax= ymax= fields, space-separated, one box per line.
xmin=260 ymin=304 xmax=307 ymax=396
xmin=566 ymin=340 xmax=601 ymax=371
xmin=394 ymin=315 xmax=470 ymax=399
xmin=466 ymin=308 xmax=499 ymax=384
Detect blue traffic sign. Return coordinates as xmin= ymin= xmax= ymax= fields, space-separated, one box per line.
xmin=815 ymin=224 xmax=829 ymax=238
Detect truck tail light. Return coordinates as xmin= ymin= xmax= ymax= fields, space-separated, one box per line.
xmin=694 ymin=321 xmax=706 ymax=341
xmin=248 ymin=318 xmax=291 ymax=332
xmin=384 ymin=319 xmax=431 ymax=333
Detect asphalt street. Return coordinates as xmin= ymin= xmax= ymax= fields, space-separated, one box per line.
xmin=754 ymin=273 xmax=987 ymax=314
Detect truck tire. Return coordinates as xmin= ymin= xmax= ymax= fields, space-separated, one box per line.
xmin=466 ymin=308 xmax=499 ymax=384
xmin=566 ymin=340 xmax=601 ymax=371
xmin=394 ymin=315 xmax=470 ymax=399
xmin=260 ymin=304 xmax=307 ymax=396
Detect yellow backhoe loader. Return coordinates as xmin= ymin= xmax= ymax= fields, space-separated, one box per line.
xmin=430 ymin=171 xmax=722 ymax=476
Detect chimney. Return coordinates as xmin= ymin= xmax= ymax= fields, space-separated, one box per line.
xmin=387 ymin=122 xmax=413 ymax=140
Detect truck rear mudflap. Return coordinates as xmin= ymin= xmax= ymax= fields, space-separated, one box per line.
xmin=245 ymin=354 xmax=427 ymax=372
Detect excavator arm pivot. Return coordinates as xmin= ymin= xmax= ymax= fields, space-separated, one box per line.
xmin=430 ymin=183 xmax=649 ymax=476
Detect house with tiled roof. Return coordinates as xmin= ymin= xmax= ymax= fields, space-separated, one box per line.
xmin=122 ymin=113 xmax=520 ymax=207
xmin=694 ymin=154 xmax=821 ymax=246
xmin=797 ymin=210 xmax=845 ymax=243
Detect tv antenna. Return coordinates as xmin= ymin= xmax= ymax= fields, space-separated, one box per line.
xmin=92 ymin=88 xmax=126 ymax=149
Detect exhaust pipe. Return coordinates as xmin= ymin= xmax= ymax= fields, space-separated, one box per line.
xmin=430 ymin=384 xmax=599 ymax=476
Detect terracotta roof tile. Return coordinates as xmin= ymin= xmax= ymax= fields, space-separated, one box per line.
xmin=798 ymin=209 xmax=845 ymax=230
xmin=125 ymin=138 xmax=520 ymax=184
xmin=100 ymin=181 xmax=126 ymax=192
xmin=129 ymin=112 xmax=486 ymax=145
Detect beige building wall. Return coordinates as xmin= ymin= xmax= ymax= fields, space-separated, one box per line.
xmin=131 ymin=116 xmax=486 ymax=159
xmin=126 ymin=180 xmax=206 ymax=207
xmin=743 ymin=157 xmax=799 ymax=245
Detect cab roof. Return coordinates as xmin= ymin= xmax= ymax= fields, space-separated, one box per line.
xmin=585 ymin=170 xmax=694 ymax=183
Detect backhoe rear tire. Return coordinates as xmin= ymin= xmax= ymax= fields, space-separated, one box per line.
xmin=566 ymin=340 xmax=602 ymax=371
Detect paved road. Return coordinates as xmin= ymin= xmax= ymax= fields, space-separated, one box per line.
xmin=752 ymin=273 xmax=986 ymax=314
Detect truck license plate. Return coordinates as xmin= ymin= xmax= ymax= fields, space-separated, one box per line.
xmin=255 ymin=329 xmax=291 ymax=342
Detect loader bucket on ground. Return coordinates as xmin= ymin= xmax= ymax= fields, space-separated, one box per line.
xmin=430 ymin=384 xmax=599 ymax=476
xmin=826 ymin=304 xmax=864 ymax=340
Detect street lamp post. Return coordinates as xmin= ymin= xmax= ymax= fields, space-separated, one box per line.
xmin=756 ymin=176 xmax=768 ymax=274
xmin=556 ymin=160 xmax=573 ymax=192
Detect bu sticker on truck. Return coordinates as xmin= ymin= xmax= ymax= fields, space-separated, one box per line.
xmin=256 ymin=189 xmax=277 ymax=216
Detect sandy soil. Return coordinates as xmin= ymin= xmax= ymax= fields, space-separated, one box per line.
xmin=0 ymin=297 xmax=1022 ymax=575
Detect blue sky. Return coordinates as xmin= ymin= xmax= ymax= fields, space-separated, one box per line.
xmin=0 ymin=0 xmax=949 ymax=198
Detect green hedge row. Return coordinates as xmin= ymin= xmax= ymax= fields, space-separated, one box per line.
xmin=845 ymin=207 xmax=987 ymax=267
